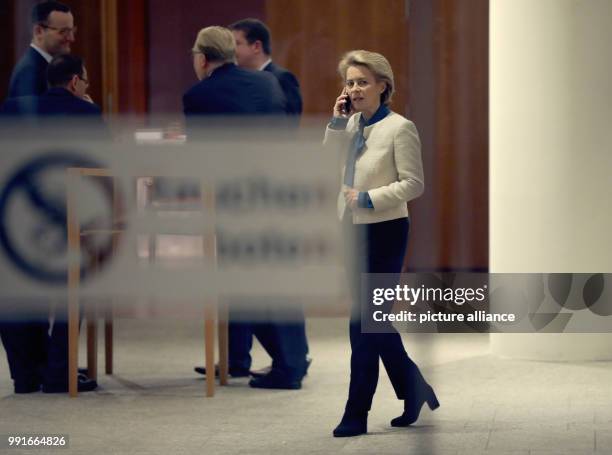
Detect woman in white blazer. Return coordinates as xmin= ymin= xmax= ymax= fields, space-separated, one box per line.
xmin=325 ymin=50 xmax=439 ymax=437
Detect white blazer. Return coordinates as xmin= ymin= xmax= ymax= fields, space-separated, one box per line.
xmin=324 ymin=111 xmax=425 ymax=224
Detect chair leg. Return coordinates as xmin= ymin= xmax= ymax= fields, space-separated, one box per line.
xmin=86 ymin=308 xmax=97 ymax=381
xmin=105 ymin=306 xmax=113 ymax=375
xmin=107 ymin=185 xmax=120 ymax=376
xmin=86 ymin=248 xmax=102 ymax=381
xmin=67 ymin=170 xmax=80 ymax=397
xmin=68 ymin=291 xmax=80 ymax=397
xmin=218 ymin=301 xmax=228 ymax=386
xmin=204 ymin=303 xmax=216 ymax=397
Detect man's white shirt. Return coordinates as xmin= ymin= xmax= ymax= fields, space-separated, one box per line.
xmin=30 ymin=43 xmax=52 ymax=63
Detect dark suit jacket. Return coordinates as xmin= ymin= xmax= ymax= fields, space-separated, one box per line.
xmin=0 ymin=87 xmax=107 ymax=139
xmin=8 ymin=47 xmax=49 ymax=98
xmin=183 ymin=62 xmax=286 ymax=117
xmin=264 ymin=61 xmax=303 ymax=116
xmin=1 ymin=87 xmax=102 ymax=116
xmin=182 ymin=63 xmax=287 ymax=138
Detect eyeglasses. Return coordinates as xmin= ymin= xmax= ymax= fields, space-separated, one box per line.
xmin=40 ymin=24 xmax=77 ymax=37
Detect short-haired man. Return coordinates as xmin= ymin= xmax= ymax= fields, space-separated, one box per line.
xmin=229 ymin=18 xmax=308 ymax=383
xmin=230 ymin=18 xmax=303 ymax=116
xmin=0 ymin=54 xmax=102 ymax=394
xmin=7 ymin=1 xmax=75 ymax=98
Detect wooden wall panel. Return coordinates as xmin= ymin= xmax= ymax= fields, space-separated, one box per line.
xmin=266 ymin=0 xmax=410 ymax=117
xmin=432 ymin=0 xmax=488 ymax=270
xmin=407 ymin=0 xmax=489 ymax=271
xmin=117 ymin=0 xmax=148 ymax=114
xmin=0 ymin=0 xmax=16 ymax=102
xmin=100 ymin=0 xmax=119 ymax=114
xmin=404 ymin=0 xmax=439 ymax=270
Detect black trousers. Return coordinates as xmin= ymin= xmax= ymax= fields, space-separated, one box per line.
xmin=343 ymin=216 xmax=427 ymax=414
xmin=0 ymin=315 xmax=70 ymax=387
xmin=228 ymin=302 xmax=308 ymax=380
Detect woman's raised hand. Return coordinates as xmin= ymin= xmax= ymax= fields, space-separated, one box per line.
xmin=333 ymin=88 xmax=351 ymax=118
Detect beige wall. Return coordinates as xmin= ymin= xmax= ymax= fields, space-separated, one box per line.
xmin=490 ymin=0 xmax=612 ymax=273
xmin=490 ymin=0 xmax=612 ymax=360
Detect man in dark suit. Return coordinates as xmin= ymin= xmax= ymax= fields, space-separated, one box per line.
xmin=219 ymin=18 xmax=310 ymax=382
xmin=184 ymin=26 xmax=308 ymax=389
xmin=0 ymin=54 xmax=101 ymax=394
xmin=230 ymin=18 xmax=303 ymax=116
xmin=7 ymin=1 xmax=75 ymax=98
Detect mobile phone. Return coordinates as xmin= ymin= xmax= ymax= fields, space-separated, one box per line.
xmin=343 ymin=96 xmax=352 ymax=115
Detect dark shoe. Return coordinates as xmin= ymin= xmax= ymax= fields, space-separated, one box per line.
xmin=42 ymin=377 xmax=98 ymax=393
xmin=193 ymin=365 xmax=251 ymax=378
xmin=251 ymin=357 xmax=313 ymax=379
xmin=14 ymin=380 xmax=41 ymax=394
xmin=333 ymin=411 xmax=368 ymax=437
xmin=390 ymin=384 xmax=440 ymax=427
xmin=248 ymin=370 xmax=301 ymax=390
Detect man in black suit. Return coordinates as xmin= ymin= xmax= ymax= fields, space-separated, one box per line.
xmin=230 ymin=18 xmax=303 ymax=116
xmin=223 ymin=18 xmax=310 ymax=383
xmin=7 ymin=1 xmax=75 ymax=98
xmin=184 ymin=26 xmax=308 ymax=389
xmin=0 ymin=54 xmax=100 ymax=394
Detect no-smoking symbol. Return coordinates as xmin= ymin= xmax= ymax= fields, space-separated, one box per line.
xmin=0 ymin=152 xmax=119 ymax=284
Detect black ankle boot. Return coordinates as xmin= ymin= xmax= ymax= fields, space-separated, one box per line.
xmin=333 ymin=411 xmax=368 ymax=437
xmin=391 ymin=384 xmax=439 ymax=427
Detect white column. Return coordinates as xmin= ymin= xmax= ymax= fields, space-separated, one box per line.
xmin=490 ymin=0 xmax=612 ymax=360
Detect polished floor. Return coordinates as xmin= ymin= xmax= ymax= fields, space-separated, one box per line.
xmin=1 ymin=318 xmax=611 ymax=455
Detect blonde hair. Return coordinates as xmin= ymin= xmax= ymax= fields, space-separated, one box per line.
xmin=192 ymin=26 xmax=235 ymax=63
xmin=338 ymin=50 xmax=395 ymax=105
